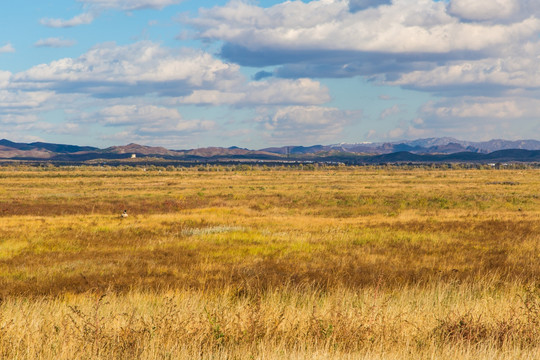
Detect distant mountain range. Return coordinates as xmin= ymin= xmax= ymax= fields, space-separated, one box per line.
xmin=0 ymin=138 xmax=539 ymax=163
xmin=261 ymin=138 xmax=540 ymax=155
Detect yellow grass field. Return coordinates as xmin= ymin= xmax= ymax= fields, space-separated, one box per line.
xmin=0 ymin=165 xmax=538 ymax=359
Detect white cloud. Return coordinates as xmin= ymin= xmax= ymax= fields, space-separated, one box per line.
xmin=366 ymin=124 xmax=432 ymax=141
xmin=0 ymin=71 xmax=11 ymax=88
xmin=0 ymin=120 xmax=57 ymax=135
xmin=191 ymin=0 xmax=540 ymax=54
xmin=387 ymin=124 xmax=432 ymax=140
xmin=0 ymin=91 xmax=54 ymax=110
xmin=0 ymin=43 xmax=15 ymax=54
xmin=178 ymin=78 xmax=330 ymax=106
xmin=402 ymin=96 xmax=540 ymax=140
xmin=139 ymin=119 xmax=214 ymax=134
xmin=421 ymin=97 xmax=535 ymax=119
xmin=390 ymin=40 xmax=540 ymax=90
xmin=0 ymin=132 xmax=44 ymax=143
xmin=257 ymin=105 xmax=361 ymax=143
xmin=379 ymin=104 xmax=402 ymax=119
xmin=264 ymin=106 xmax=353 ymax=129
xmin=94 ymin=104 xmax=215 ymax=135
xmin=0 ymin=89 xmax=61 ymax=140
xmin=12 ymin=41 xmax=242 ymax=97
xmin=0 ymin=38 xmax=340 ymax=148
xmin=448 ymin=0 xmax=519 ymax=21
xmin=362 ymin=94 xmax=540 ymax=142
xmin=35 ymin=38 xmax=77 ymax=48
xmin=10 ymin=41 xmax=330 ymax=109
xmin=438 ymin=100 xmax=522 ymax=119
xmin=0 ymin=114 xmax=40 ymax=124
xmin=41 ymin=12 xmax=95 ymax=28
xmin=53 ymin=122 xmax=83 ymax=135
xmin=178 ymin=90 xmax=244 ymax=106
xmin=98 ymin=104 xmax=182 ymax=125
xmin=387 ymin=127 xmax=405 ymax=139
xmin=99 ymin=113 xmax=215 ymax=147
xmin=187 ymin=0 xmax=540 ymax=109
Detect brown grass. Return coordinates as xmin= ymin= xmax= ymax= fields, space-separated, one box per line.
xmin=0 ymin=166 xmax=538 ymax=358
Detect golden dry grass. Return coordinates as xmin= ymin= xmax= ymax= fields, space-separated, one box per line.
xmin=0 ymin=165 xmax=538 ymax=359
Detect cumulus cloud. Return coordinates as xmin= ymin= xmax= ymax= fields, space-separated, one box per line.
xmin=448 ymin=0 xmax=520 ymax=21
xmin=0 ymin=116 xmax=64 ymax=145
xmin=363 ymin=94 xmax=540 ymax=142
xmin=0 ymin=43 xmax=15 ymax=54
xmin=0 ymin=114 xmax=40 ymax=125
xmin=420 ymin=97 xmax=536 ymax=120
xmin=41 ymin=12 xmax=95 ymax=28
xmin=0 ymin=91 xmax=54 ymax=110
xmin=188 ymin=0 xmax=540 ymax=100
xmin=35 ymin=38 xmax=77 ymax=48
xmin=9 ymin=41 xmax=330 ymax=108
xmin=403 ymin=96 xmax=540 ymax=140
xmin=0 ymin=89 xmax=64 ymax=144
xmin=191 ymin=0 xmax=539 ymax=56
xmin=0 ymin=71 xmax=11 ymax=88
xmin=93 ymin=104 xmax=215 ymax=137
xmin=177 ymin=78 xmax=330 ymax=106
xmin=0 ymin=37 xmax=341 ymax=148
xmin=256 ymin=105 xmax=362 ymax=143
xmin=379 ymin=104 xmax=402 ymax=119
xmin=95 ymin=104 xmax=214 ymax=147
xmin=389 ymin=40 xmax=540 ymax=93
xmin=197 ymin=0 xmax=540 ymax=99
xmin=0 ymin=70 xmax=61 ymax=133
xmin=97 ymin=104 xmax=182 ymax=126
xmin=11 ymin=41 xmax=242 ymax=98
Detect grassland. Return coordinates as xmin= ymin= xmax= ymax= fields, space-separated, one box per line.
xmin=0 ymin=165 xmax=538 ymax=359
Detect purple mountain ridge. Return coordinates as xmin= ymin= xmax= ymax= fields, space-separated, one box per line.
xmin=0 ymin=138 xmax=539 ymax=162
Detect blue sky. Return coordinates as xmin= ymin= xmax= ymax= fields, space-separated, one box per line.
xmin=0 ymin=0 xmax=539 ymax=148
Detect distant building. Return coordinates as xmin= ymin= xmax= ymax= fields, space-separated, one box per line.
xmin=131 ymin=154 xmax=137 ymax=159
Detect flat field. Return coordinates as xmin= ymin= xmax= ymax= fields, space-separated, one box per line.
xmin=0 ymin=165 xmax=538 ymax=359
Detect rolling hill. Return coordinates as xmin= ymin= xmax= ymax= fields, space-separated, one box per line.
xmin=0 ymin=138 xmax=539 ymax=163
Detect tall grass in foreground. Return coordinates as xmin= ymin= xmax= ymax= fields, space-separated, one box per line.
xmin=0 ymin=167 xmax=538 ymax=358
xmin=0 ymin=283 xmax=538 ymax=359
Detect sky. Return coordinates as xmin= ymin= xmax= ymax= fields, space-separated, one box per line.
xmin=0 ymin=0 xmax=539 ymax=149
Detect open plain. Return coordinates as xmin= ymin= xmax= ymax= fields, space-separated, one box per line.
xmin=0 ymin=165 xmax=538 ymax=359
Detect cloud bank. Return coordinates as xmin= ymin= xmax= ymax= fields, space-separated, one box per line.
xmin=184 ymin=0 xmax=540 ymax=141
xmin=6 ymin=0 xmax=540 ymax=145
xmin=1 ymin=40 xmax=339 ymax=145
xmin=187 ymin=0 xmax=540 ymax=93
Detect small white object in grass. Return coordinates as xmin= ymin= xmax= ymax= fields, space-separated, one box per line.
xmin=121 ymin=210 xmax=128 ymax=218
